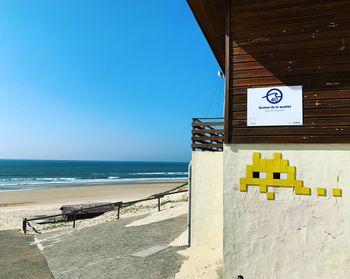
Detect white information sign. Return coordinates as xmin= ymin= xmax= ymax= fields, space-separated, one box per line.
xmin=247 ymin=85 xmax=303 ymax=126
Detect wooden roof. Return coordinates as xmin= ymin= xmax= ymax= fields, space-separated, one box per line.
xmin=187 ymin=0 xmax=226 ymax=70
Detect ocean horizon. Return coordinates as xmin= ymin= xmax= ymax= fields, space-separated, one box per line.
xmin=0 ymin=159 xmax=188 ymax=192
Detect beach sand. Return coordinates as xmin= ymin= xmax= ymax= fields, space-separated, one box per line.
xmin=0 ymin=181 xmax=221 ymax=278
xmin=0 ymin=180 xmax=186 ymax=230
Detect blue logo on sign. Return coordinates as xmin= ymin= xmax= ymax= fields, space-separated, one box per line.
xmin=263 ymin=88 xmax=283 ymax=104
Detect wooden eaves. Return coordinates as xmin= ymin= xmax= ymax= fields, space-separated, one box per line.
xmin=186 ymin=0 xmax=226 ymax=71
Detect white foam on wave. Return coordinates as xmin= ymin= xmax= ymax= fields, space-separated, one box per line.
xmin=131 ymin=172 xmax=188 ymax=175
xmin=0 ymin=176 xmax=187 ymax=192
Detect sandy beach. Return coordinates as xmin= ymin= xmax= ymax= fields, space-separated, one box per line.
xmin=0 ymin=181 xmax=221 ymax=278
xmin=0 ymin=180 xmax=186 ymax=230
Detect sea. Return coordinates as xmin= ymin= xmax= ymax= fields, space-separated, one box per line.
xmin=0 ymin=160 xmax=189 ymax=192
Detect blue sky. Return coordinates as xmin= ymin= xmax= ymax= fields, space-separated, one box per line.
xmin=0 ymin=0 xmax=223 ymax=162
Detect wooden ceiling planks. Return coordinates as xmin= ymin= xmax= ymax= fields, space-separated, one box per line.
xmin=186 ymin=0 xmax=226 ymax=70
xmin=229 ymin=0 xmax=350 ymax=143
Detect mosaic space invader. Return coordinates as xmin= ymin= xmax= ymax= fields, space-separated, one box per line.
xmin=239 ymin=152 xmax=342 ymax=200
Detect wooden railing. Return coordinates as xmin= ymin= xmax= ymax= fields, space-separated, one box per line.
xmin=22 ymin=189 xmax=188 ymax=234
xmin=192 ymin=118 xmax=224 ymax=151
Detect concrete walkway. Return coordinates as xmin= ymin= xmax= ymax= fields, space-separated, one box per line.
xmin=0 ymin=230 xmax=53 ymax=279
xmin=36 ymin=214 xmax=188 ymax=279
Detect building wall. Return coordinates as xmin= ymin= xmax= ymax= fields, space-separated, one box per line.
xmin=191 ymin=151 xmax=223 ymax=251
xmin=223 ymin=144 xmax=350 ymax=279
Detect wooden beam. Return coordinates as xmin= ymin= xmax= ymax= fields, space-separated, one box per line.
xmin=224 ymin=0 xmax=232 ymax=144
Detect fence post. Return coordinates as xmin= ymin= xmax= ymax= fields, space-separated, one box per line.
xmin=73 ymin=212 xmax=76 ymax=228
xmin=22 ymin=218 xmax=27 ymax=234
xmin=158 ymin=197 xmax=161 ymax=211
xmin=117 ymin=204 xmax=120 ymax=219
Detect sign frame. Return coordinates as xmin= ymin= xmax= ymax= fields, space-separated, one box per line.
xmin=247 ymin=85 xmax=303 ymax=127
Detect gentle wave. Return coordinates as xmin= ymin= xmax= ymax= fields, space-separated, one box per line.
xmin=0 ymin=172 xmax=187 ymax=186
xmin=0 ymin=177 xmax=76 ymax=182
xmin=0 ymin=176 xmax=187 ymax=191
xmin=0 ymin=176 xmax=187 ymax=192
xmin=130 ymin=172 xmax=188 ymax=175
xmin=0 ymin=172 xmax=188 ymax=182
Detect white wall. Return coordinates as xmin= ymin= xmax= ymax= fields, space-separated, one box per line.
xmin=191 ymin=151 xmax=223 ymax=251
xmin=223 ymin=144 xmax=350 ymax=279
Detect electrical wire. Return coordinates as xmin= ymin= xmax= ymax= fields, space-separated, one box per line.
xmin=205 ymin=78 xmax=224 ymax=117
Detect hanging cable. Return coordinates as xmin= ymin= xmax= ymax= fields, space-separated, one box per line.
xmin=205 ymin=78 xmax=221 ymax=117
xmin=215 ymin=81 xmax=224 ymax=117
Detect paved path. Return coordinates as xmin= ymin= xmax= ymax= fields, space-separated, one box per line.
xmin=36 ymin=214 xmax=188 ymax=279
xmin=0 ymin=230 xmax=53 ymax=279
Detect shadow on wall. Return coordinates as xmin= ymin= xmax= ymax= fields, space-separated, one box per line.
xmin=231 ymin=1 xmax=350 ymax=140
xmin=232 ymin=1 xmax=350 ymax=90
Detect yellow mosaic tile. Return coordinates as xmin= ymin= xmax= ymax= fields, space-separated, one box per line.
xmin=252 ymin=152 xmax=261 ymax=164
xmin=281 ymin=159 xmax=289 ymax=168
xmin=266 ymin=192 xmax=275 ymax=200
xmin=265 ymin=179 xmax=275 ymax=186
xmin=317 ymin=188 xmax=326 ymax=197
xmin=273 ymin=153 xmax=282 ymax=160
xmin=287 ymin=172 xmax=295 ymax=180
xmin=287 ymin=166 xmax=296 ymax=174
xmin=259 ymin=165 xmax=267 ymax=172
xmin=260 ymin=159 xmax=267 ymax=168
xmin=267 ymin=160 xmax=274 ymax=168
xmin=332 ymin=188 xmax=342 ymax=197
xmin=295 ymin=187 xmax=311 ymax=195
xmin=238 ymin=152 xmax=341 ymax=200
xmin=240 ymin=183 xmax=247 ymax=192
xmin=259 ymin=184 xmax=267 ymax=193
xmin=272 ymin=165 xmax=281 ymax=172
xmin=278 ymin=179 xmax=295 ymax=187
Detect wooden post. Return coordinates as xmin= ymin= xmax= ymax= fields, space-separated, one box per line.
xmin=224 ymin=0 xmax=232 ymax=144
xmin=22 ymin=218 xmax=27 ymax=234
xmin=73 ymin=212 xmax=76 ymax=228
xmin=117 ymin=204 xmax=120 ymax=219
xmin=158 ymin=197 xmax=161 ymax=211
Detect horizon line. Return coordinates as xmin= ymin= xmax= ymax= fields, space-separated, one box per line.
xmin=0 ymin=158 xmax=189 ymax=163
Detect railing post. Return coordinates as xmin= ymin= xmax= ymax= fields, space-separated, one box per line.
xmin=20 ymin=191 xmax=188 ymax=234
xmin=22 ymin=218 xmax=27 ymax=234
xmin=73 ymin=212 xmax=76 ymax=228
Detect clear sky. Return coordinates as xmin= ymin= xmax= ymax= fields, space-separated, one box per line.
xmin=0 ymin=0 xmax=223 ymax=162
